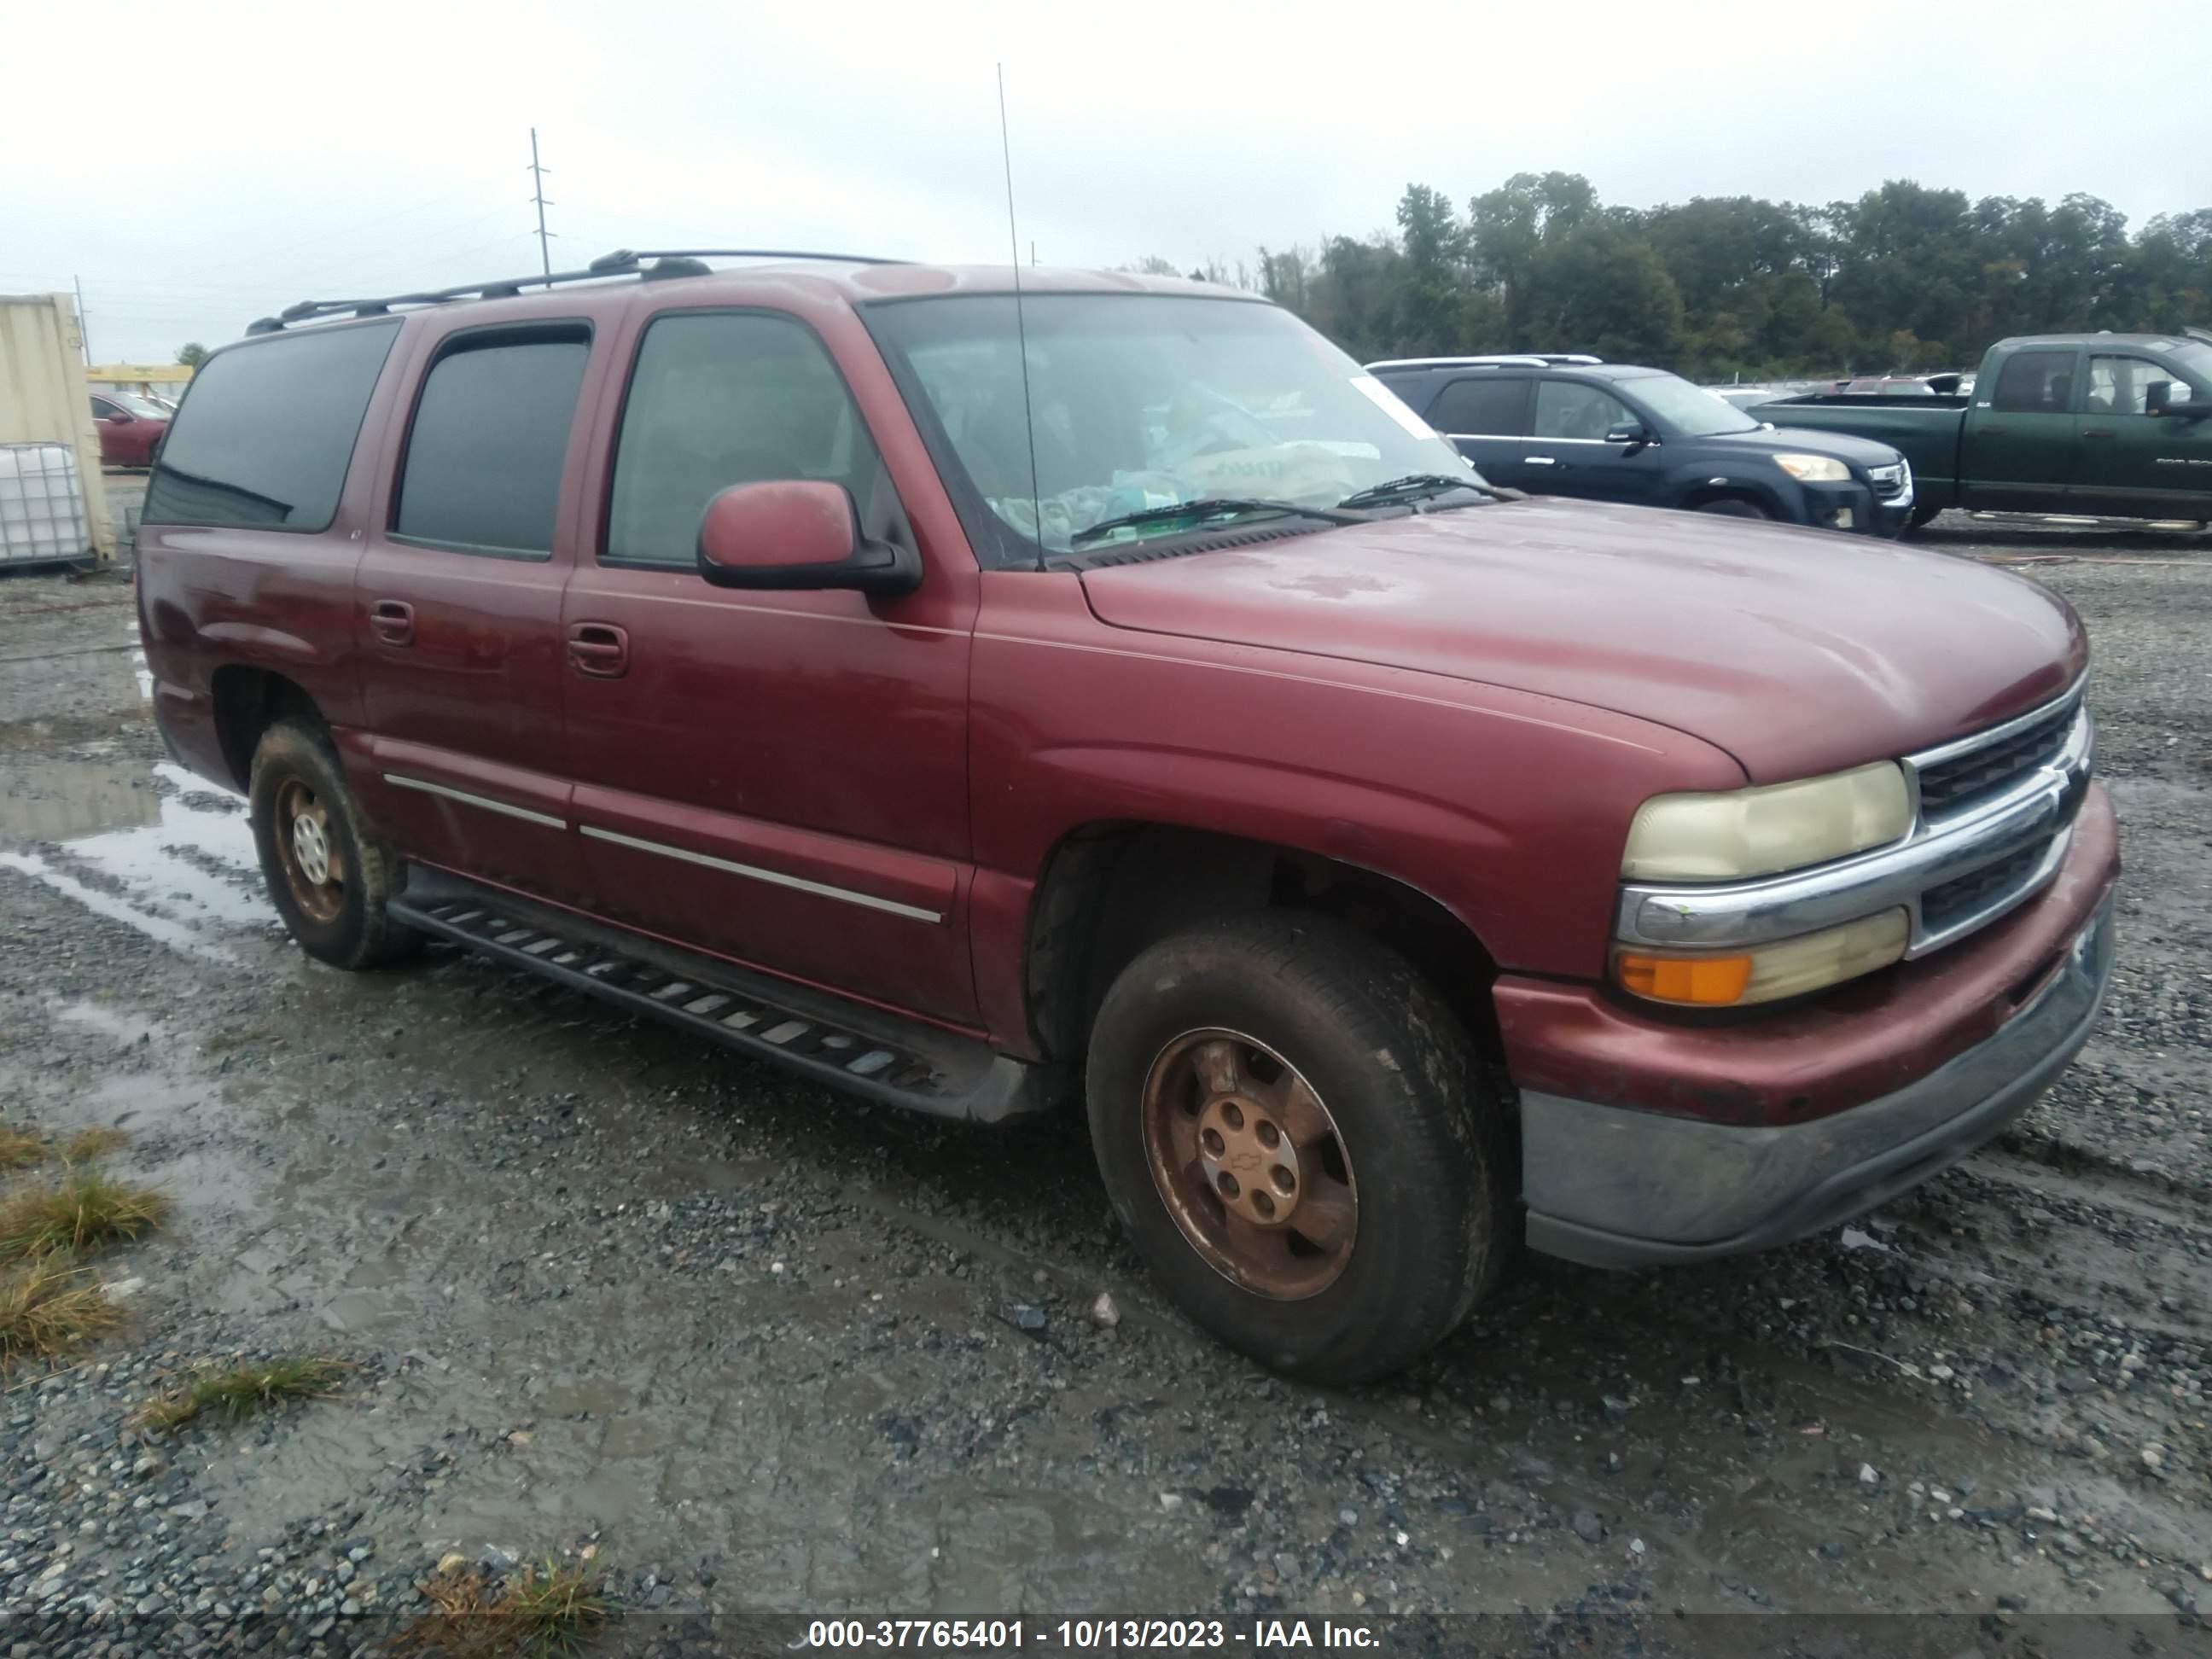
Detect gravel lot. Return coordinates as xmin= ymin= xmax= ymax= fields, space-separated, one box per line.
xmin=0 ymin=515 xmax=2206 ymax=1654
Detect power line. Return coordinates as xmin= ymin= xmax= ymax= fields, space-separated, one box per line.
xmin=527 ymin=128 xmax=555 ymax=277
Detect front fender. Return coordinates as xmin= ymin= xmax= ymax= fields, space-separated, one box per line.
xmin=1663 ymin=458 xmax=1793 ymax=517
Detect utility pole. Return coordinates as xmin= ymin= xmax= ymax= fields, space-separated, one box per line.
xmin=72 ymin=275 xmax=91 ymax=365
xmin=527 ymin=128 xmax=554 ymax=276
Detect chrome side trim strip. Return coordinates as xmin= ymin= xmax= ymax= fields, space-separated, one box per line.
xmin=578 ymin=824 xmax=944 ymax=924
xmin=384 ymin=773 xmax=567 ymax=830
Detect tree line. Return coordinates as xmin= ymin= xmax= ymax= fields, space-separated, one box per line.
xmin=1142 ymin=174 xmax=2212 ymax=382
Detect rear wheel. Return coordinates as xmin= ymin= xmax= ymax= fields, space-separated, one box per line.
xmin=1696 ymin=498 xmax=1770 ymax=520
xmin=1086 ymin=913 xmax=1512 ymax=1383
xmin=248 ymin=719 xmax=421 ymax=969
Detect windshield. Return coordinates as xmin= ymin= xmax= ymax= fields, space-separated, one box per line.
xmin=2171 ymin=341 xmax=2212 ymax=390
xmin=1622 ymin=373 xmax=1762 ymax=437
xmin=862 ymin=293 xmax=1481 ymax=564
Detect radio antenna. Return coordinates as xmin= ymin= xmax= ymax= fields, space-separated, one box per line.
xmin=997 ymin=64 xmax=1046 ymax=573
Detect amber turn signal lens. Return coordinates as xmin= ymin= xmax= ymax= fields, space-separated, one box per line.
xmin=1614 ymin=909 xmax=1911 ymax=1008
xmin=1612 ymin=951 xmax=1755 ymax=1006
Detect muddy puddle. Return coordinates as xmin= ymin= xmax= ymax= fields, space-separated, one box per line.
xmin=0 ymin=760 xmax=268 ymax=960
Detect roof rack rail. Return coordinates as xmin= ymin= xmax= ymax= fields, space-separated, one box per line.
xmin=585 ymin=247 xmax=907 ymax=272
xmin=245 ymin=246 xmax=906 ymax=335
xmin=1365 ymin=352 xmax=1604 ymax=371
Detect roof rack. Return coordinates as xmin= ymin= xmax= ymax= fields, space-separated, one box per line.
xmin=1365 ymin=353 xmax=1604 ymax=371
xmin=245 ymin=246 xmax=905 ymax=335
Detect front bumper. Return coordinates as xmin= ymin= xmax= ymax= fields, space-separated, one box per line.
xmin=1522 ymin=894 xmax=2114 ymax=1267
xmin=1799 ymin=473 xmax=1913 ymax=536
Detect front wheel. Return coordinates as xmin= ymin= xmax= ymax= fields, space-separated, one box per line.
xmin=1086 ymin=913 xmax=1512 ymax=1383
xmin=1695 ymin=498 xmax=1770 ymax=520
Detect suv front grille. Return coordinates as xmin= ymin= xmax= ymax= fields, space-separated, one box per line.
xmin=1919 ymin=839 xmax=2049 ymax=934
xmin=1914 ymin=699 xmax=2075 ymax=821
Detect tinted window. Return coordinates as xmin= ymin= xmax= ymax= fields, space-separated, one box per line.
xmin=607 ymin=311 xmax=884 ymax=567
xmin=393 ymin=331 xmax=588 ymax=556
xmin=90 ymin=397 xmax=120 ymax=420
xmin=1990 ymin=350 xmax=2077 ymax=414
xmin=2085 ymin=356 xmax=2175 ymax=416
xmin=1534 ymin=380 xmax=1633 ymax=440
xmin=143 ymin=322 xmax=399 ymax=530
xmin=1427 ymin=376 xmax=1528 ymax=435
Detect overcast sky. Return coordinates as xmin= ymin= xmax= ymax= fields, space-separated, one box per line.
xmin=8 ymin=0 xmax=2207 ymax=364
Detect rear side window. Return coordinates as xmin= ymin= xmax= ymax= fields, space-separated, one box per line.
xmin=393 ymin=329 xmax=590 ymax=556
xmin=1427 ymin=376 xmax=1529 ymax=435
xmin=1989 ymin=351 xmax=2078 ymax=414
xmin=143 ymin=321 xmax=399 ymax=530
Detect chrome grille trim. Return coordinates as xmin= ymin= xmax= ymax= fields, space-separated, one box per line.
xmin=1616 ymin=680 xmax=2092 ymax=958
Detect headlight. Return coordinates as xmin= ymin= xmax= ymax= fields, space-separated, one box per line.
xmin=1773 ymin=451 xmax=1851 ymax=483
xmin=1614 ymin=909 xmax=1909 ymax=1007
xmin=1621 ymin=762 xmax=1911 ymax=881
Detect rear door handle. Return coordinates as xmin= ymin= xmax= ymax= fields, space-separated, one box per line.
xmin=1523 ymin=456 xmax=1559 ymax=467
xmin=2081 ymin=428 xmax=2114 ymax=439
xmin=567 ymin=622 xmax=629 ymax=678
xmin=368 ymin=599 xmax=414 ymax=646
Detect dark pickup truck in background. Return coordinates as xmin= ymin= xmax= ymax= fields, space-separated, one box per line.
xmin=1755 ymin=333 xmax=2212 ymax=529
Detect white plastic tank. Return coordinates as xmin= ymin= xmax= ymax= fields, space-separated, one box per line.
xmin=0 ymin=442 xmax=91 ymax=565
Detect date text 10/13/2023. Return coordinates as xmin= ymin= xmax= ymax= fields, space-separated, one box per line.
xmin=805 ymin=1619 xmax=1383 ymax=1650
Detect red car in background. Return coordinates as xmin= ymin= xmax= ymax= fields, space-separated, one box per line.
xmin=89 ymin=390 xmax=170 ymax=469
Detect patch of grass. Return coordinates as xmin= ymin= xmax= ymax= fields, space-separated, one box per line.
xmin=136 ymin=1355 xmax=351 ymax=1431
xmin=0 ymin=1125 xmax=40 ymax=1172
xmin=0 ymin=1165 xmax=168 ymax=1260
xmin=399 ymin=1561 xmax=609 ymax=1658
xmin=0 ymin=1254 xmax=121 ymax=1371
xmin=59 ymin=1126 xmax=130 ymax=1162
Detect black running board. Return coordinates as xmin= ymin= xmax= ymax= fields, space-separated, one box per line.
xmin=389 ymin=870 xmax=1053 ymax=1126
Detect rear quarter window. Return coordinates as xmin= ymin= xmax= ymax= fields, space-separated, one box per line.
xmin=143 ymin=322 xmax=400 ymax=531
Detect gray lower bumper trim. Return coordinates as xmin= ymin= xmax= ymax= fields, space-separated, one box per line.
xmin=1522 ymin=898 xmax=2114 ymax=1269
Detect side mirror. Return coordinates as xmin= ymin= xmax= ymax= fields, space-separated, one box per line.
xmin=105 ymin=409 xmax=132 ymax=424
xmin=696 ymin=480 xmax=921 ymax=596
xmin=1604 ymin=421 xmax=1653 ymax=446
xmin=2148 ymin=383 xmax=2209 ymax=419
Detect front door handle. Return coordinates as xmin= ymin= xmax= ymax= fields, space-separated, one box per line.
xmin=368 ymin=599 xmax=414 ymax=646
xmin=1523 ymin=456 xmax=1559 ymax=467
xmin=2081 ymin=428 xmax=2115 ymax=439
xmin=567 ymin=622 xmax=630 ymax=678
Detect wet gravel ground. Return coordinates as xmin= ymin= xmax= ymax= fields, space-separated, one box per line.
xmin=0 ymin=515 xmax=2207 ymax=1654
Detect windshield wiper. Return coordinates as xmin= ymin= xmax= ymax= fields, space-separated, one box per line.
xmin=1335 ymin=473 xmax=1522 ymax=510
xmin=1069 ymin=497 xmax=1369 ymax=549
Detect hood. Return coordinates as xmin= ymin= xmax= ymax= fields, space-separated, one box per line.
xmin=1704 ymin=425 xmax=1905 ymax=469
xmin=1077 ymin=499 xmax=2084 ymax=783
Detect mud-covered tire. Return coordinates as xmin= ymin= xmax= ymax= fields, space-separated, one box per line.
xmin=1696 ymin=498 xmax=1770 ymax=520
xmin=247 ymin=719 xmax=421 ymax=970
xmin=1086 ymin=912 xmax=1513 ymax=1384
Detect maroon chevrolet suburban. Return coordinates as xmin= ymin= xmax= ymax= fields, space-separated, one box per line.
xmin=135 ymin=250 xmax=2117 ymax=1382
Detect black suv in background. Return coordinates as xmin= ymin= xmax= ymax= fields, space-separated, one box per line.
xmin=1368 ymin=355 xmax=1916 ymax=535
